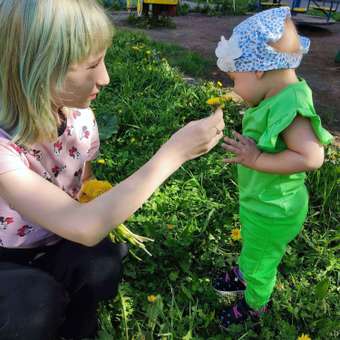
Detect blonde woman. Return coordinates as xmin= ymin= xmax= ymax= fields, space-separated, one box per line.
xmin=0 ymin=1 xmax=224 ymax=339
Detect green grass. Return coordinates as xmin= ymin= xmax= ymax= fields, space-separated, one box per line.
xmin=91 ymin=29 xmax=339 ymax=339
xmin=149 ymin=40 xmax=216 ymax=79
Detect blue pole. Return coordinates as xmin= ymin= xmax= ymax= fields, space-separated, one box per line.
xmin=292 ymin=0 xmax=302 ymax=7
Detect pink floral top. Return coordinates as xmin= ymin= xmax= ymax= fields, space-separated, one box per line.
xmin=0 ymin=108 xmax=100 ymax=248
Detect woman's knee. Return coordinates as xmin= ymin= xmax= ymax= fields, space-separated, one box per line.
xmin=0 ymin=268 xmax=68 ymax=340
xmin=85 ymin=254 xmax=124 ymax=292
xmin=75 ymin=246 xmax=126 ymax=301
xmin=57 ymin=240 xmax=127 ymax=300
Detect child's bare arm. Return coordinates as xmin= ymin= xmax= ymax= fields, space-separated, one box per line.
xmin=222 ymin=116 xmax=324 ymax=174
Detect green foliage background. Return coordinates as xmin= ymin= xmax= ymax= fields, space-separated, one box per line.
xmin=91 ymin=30 xmax=339 ymax=339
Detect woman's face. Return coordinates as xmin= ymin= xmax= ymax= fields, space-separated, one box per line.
xmin=55 ymin=50 xmax=110 ymax=109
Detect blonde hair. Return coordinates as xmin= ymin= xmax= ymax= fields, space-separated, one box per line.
xmin=0 ymin=0 xmax=114 ymax=145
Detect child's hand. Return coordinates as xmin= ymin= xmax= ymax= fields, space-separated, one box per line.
xmin=222 ymin=131 xmax=261 ymax=168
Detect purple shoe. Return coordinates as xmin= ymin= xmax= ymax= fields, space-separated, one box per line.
xmin=220 ymin=298 xmax=268 ymax=329
xmin=213 ymin=266 xmax=246 ymax=296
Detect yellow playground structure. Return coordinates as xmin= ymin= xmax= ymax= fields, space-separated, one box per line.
xmin=127 ymin=0 xmax=179 ymax=17
xmin=258 ymin=0 xmax=339 ymax=24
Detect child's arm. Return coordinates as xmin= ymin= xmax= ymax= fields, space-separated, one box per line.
xmin=223 ymin=116 xmax=324 ymax=174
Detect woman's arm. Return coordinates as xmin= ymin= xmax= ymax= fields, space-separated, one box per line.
xmin=222 ymin=116 xmax=324 ymax=174
xmin=0 ymin=109 xmax=225 ymax=246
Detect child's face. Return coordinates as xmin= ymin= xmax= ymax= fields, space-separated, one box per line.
xmin=54 ymin=50 xmax=110 ymax=109
xmin=227 ymin=72 xmax=265 ymax=107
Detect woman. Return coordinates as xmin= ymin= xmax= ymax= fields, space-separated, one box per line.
xmin=0 ymin=1 xmax=225 ymax=339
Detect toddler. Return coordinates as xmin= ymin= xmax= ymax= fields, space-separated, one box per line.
xmin=212 ymin=7 xmax=333 ymax=329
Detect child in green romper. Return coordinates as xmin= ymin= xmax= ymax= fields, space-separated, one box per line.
xmin=212 ymin=7 xmax=333 ymax=328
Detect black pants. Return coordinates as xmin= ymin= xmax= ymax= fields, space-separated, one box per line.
xmin=0 ymin=238 xmax=128 ymax=340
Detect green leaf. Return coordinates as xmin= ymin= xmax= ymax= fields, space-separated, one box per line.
xmin=97 ymin=114 xmax=118 ymax=141
xmin=315 ymin=278 xmax=329 ymax=299
xmin=182 ymin=329 xmax=192 ymax=340
xmin=169 ymin=271 xmax=179 ymax=282
xmin=181 ymin=284 xmax=193 ymax=301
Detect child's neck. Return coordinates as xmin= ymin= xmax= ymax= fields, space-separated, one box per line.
xmin=263 ymin=69 xmax=299 ymax=100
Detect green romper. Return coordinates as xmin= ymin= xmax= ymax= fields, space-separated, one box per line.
xmin=237 ymin=79 xmax=333 ymax=310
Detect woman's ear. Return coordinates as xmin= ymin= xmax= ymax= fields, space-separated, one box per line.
xmin=255 ymin=71 xmax=265 ymax=79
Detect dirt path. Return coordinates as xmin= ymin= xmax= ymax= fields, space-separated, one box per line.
xmin=111 ymin=12 xmax=340 ymax=137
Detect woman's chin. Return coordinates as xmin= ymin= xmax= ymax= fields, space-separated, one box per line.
xmin=74 ymin=100 xmax=92 ymax=109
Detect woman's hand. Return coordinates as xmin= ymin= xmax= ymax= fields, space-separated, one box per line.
xmin=164 ymin=108 xmax=225 ymax=165
xmin=222 ymin=131 xmax=261 ymax=168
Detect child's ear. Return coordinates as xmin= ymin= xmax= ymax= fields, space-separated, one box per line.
xmin=255 ymin=71 xmax=264 ymax=79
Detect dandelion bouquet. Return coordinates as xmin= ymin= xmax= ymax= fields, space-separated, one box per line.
xmin=79 ymin=179 xmax=154 ymax=259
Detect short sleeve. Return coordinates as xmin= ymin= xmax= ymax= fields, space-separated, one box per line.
xmin=257 ymin=106 xmax=333 ymax=153
xmin=87 ymin=109 xmax=100 ymax=161
xmin=0 ymin=141 xmax=28 ymax=175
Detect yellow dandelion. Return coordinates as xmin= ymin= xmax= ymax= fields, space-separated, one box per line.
xmin=96 ymin=159 xmax=106 ymax=165
xmin=207 ymin=92 xmax=243 ymax=108
xmin=147 ymin=294 xmax=157 ymax=303
xmin=297 ymin=334 xmax=312 ymax=340
xmin=79 ymin=179 xmax=112 ymax=203
xmin=78 ymin=192 xmax=91 ymax=203
xmin=217 ymin=81 xmax=223 ymax=87
xmin=231 ymin=228 xmax=241 ymax=241
xmin=167 ymin=224 xmax=174 ymax=230
xmin=206 ymin=96 xmax=223 ymax=106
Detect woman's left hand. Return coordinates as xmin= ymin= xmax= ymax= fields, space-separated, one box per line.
xmin=222 ymin=131 xmax=261 ymax=168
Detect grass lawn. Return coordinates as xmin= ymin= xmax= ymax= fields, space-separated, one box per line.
xmin=91 ymin=29 xmax=339 ymax=339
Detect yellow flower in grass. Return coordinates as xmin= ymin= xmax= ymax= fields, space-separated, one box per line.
xmin=217 ymin=81 xmax=223 ymax=87
xmin=96 ymin=159 xmax=106 ymax=165
xmin=231 ymin=228 xmax=241 ymax=241
xmin=297 ymin=334 xmax=311 ymax=340
xmin=147 ymin=294 xmax=157 ymax=303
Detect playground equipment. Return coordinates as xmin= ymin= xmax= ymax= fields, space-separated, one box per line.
xmin=127 ymin=0 xmax=179 ymax=17
xmin=258 ymin=0 xmax=340 ymax=24
xmin=126 ymin=0 xmax=143 ymax=16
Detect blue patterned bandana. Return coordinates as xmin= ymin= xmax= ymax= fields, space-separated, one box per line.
xmin=215 ymin=7 xmax=310 ymax=72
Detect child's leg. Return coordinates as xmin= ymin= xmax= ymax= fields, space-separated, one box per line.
xmin=35 ymin=238 xmax=128 ymax=339
xmin=239 ymin=220 xmax=303 ymax=310
xmin=0 ymin=262 xmax=68 ymax=340
xmin=219 ymin=219 xmax=304 ymax=328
